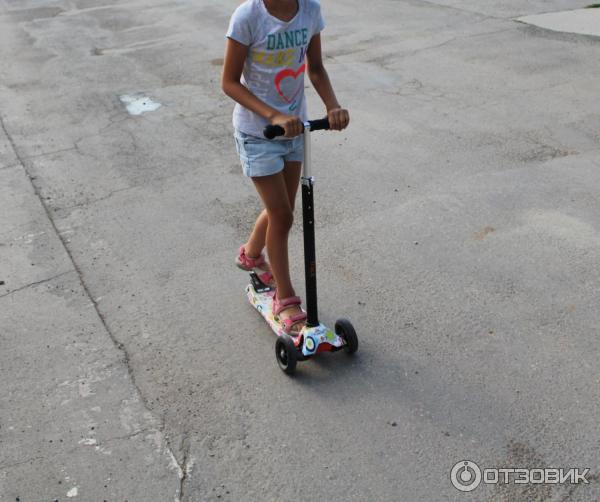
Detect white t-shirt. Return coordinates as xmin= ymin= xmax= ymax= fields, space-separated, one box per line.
xmin=226 ymin=0 xmax=325 ymax=139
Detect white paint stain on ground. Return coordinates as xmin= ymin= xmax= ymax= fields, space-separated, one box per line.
xmin=14 ymin=231 xmax=46 ymax=244
xmin=148 ymin=431 xmax=184 ymax=479
xmin=95 ymin=444 xmax=112 ymax=455
xmin=167 ymin=448 xmax=184 ymax=479
xmin=79 ymin=438 xmax=97 ymax=446
xmin=185 ymin=455 xmax=195 ymax=477
xmin=119 ymin=95 xmax=162 ymax=115
xmin=66 ymin=486 xmax=78 ymax=497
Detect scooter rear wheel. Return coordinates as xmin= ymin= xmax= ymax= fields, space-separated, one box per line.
xmin=335 ymin=318 xmax=359 ymax=354
xmin=275 ymin=337 xmax=298 ymax=375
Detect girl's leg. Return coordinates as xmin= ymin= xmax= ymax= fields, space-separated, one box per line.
xmin=243 ymin=209 xmax=268 ymax=259
xmin=281 ymin=161 xmax=302 ymax=210
xmin=279 ymin=161 xmax=304 ymax=329
xmin=251 ymin=172 xmax=296 ymax=299
xmin=245 ymin=161 xmax=304 ymax=331
xmin=244 ymin=160 xmax=301 ymax=257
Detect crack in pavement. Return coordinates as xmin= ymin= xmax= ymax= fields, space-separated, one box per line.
xmin=0 ymin=429 xmax=150 ymax=470
xmin=407 ymin=0 xmax=504 ymax=20
xmin=0 ymin=163 xmax=20 ymax=170
xmin=55 ymin=185 xmax=140 ymax=212
xmin=178 ymin=435 xmax=192 ymax=501
xmin=0 ymin=112 xmax=187 ymax=496
xmin=363 ymin=26 xmax=515 ymax=70
xmin=0 ymin=270 xmax=74 ymax=299
xmin=21 ymin=146 xmax=78 ymax=160
xmin=94 ymin=427 xmax=154 ymax=444
xmin=0 ymin=456 xmax=47 ymax=471
xmin=52 ymin=164 xmax=209 ymax=213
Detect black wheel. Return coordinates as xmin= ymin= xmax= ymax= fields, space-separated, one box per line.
xmin=335 ymin=318 xmax=359 ymax=354
xmin=275 ymin=337 xmax=298 ymax=375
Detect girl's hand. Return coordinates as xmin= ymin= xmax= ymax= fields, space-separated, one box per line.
xmin=271 ymin=113 xmax=303 ymax=138
xmin=327 ymin=107 xmax=350 ymax=131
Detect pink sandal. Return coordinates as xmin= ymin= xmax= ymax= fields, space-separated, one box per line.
xmin=272 ymin=295 xmax=307 ymax=336
xmin=236 ymin=245 xmax=274 ymax=286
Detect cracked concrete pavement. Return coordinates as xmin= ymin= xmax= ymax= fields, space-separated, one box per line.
xmin=1 ymin=0 xmax=600 ymax=501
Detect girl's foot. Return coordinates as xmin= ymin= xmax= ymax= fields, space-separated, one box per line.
xmin=272 ymin=295 xmax=307 ymax=335
xmin=236 ymin=245 xmax=275 ymax=287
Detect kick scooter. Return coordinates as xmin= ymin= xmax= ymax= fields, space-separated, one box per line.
xmin=245 ymin=118 xmax=359 ymax=375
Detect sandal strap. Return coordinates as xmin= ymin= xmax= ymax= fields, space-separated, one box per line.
xmin=239 ymin=245 xmax=265 ymax=269
xmin=257 ymin=271 xmax=273 ymax=285
xmin=287 ymin=312 xmax=307 ymax=323
xmin=281 ymin=312 xmax=307 ymax=334
xmin=272 ymin=295 xmax=301 ymax=315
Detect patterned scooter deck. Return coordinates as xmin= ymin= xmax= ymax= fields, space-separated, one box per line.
xmin=246 ymin=278 xmax=345 ymax=357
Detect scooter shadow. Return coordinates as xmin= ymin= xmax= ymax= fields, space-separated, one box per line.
xmin=286 ymin=342 xmax=436 ymax=420
xmin=286 ymin=340 xmax=406 ymax=400
xmin=292 ymin=349 xmax=364 ymax=385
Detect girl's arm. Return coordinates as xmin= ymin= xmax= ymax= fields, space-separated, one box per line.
xmin=221 ymin=38 xmax=303 ymax=137
xmin=306 ymin=33 xmax=350 ymax=131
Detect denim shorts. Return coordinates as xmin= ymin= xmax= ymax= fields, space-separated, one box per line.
xmin=234 ymin=129 xmax=304 ymax=177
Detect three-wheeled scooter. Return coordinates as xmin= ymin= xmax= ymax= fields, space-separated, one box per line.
xmin=245 ymin=118 xmax=358 ymax=375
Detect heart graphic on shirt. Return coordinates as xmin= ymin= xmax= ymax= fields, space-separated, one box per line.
xmin=274 ymin=64 xmax=306 ymax=104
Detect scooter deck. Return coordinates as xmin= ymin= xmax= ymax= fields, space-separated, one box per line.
xmin=246 ymin=277 xmax=345 ymax=357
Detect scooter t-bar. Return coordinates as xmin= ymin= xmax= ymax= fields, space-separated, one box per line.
xmin=263 ymin=118 xmax=330 ymax=139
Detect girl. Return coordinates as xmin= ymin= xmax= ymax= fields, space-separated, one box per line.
xmin=222 ymin=0 xmax=349 ymax=335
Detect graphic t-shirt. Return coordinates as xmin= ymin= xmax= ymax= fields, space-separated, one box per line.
xmin=226 ymin=0 xmax=325 ymax=139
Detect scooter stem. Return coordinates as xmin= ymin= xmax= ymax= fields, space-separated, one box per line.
xmin=302 ymin=123 xmax=319 ymax=327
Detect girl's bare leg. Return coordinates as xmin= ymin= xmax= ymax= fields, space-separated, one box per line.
xmin=244 ymin=209 xmax=268 ymax=259
xmin=252 ymin=171 xmax=295 ymax=298
xmin=251 ymin=161 xmax=304 ymax=328
xmin=245 ymin=161 xmax=302 ymax=258
xmin=281 ymin=161 xmax=302 ymax=211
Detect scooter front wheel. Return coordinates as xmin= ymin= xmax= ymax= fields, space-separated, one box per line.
xmin=275 ymin=336 xmax=298 ymax=375
xmin=335 ymin=318 xmax=359 ymax=354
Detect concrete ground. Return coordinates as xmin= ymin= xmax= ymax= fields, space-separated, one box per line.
xmin=1 ymin=1 xmax=599 ymax=501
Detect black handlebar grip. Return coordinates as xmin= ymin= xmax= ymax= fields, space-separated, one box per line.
xmin=308 ymin=118 xmax=330 ymax=131
xmin=263 ymin=118 xmax=330 ymax=139
xmin=263 ymin=125 xmax=285 ymax=139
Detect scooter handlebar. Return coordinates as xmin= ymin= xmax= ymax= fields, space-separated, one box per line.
xmin=263 ymin=118 xmax=330 ymax=139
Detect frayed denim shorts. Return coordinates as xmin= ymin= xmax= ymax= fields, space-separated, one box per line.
xmin=234 ymin=129 xmax=304 ymax=177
